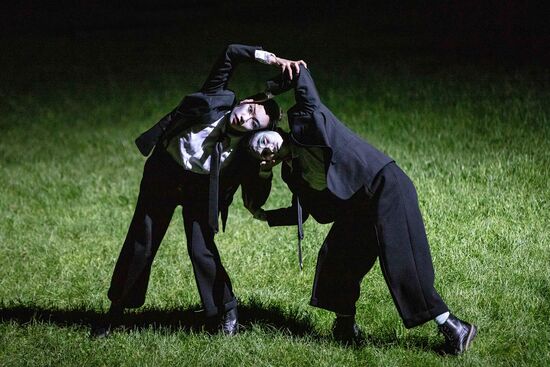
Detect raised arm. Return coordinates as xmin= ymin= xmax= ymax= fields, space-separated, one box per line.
xmin=202 ymin=44 xmax=308 ymax=94
xmin=201 ymin=44 xmax=294 ymax=94
xmin=266 ymin=64 xmax=321 ymax=112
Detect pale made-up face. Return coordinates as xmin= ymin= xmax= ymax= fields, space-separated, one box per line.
xmin=229 ymin=103 xmax=270 ymax=132
xmin=248 ymin=130 xmax=285 ymax=161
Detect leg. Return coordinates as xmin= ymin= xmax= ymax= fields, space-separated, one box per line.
xmin=107 ymin=190 xmax=175 ymax=307
xmin=310 ymin=213 xmax=378 ymax=316
xmin=370 ymin=163 xmax=448 ymax=328
xmin=93 ymin=152 xmax=179 ymax=338
xmin=309 ymin=205 xmax=378 ymax=344
xmin=182 ymin=199 xmax=237 ymax=319
xmin=107 ymin=152 xmax=179 ymax=308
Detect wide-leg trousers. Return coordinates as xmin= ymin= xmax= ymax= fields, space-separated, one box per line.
xmin=310 ymin=162 xmax=449 ymax=328
xmin=107 ymin=149 xmax=237 ymax=317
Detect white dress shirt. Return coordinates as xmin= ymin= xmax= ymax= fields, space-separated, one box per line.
xmin=166 ymin=113 xmax=241 ymax=174
xmin=166 ymin=49 xmax=275 ymax=174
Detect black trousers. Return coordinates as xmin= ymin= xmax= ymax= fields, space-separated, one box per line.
xmin=107 ymin=149 xmax=237 ymax=317
xmin=309 ymin=163 xmax=449 ymax=328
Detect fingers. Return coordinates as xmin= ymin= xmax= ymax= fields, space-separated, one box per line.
xmin=285 ymin=60 xmax=307 ymax=80
xmin=282 ymin=62 xmax=296 ymax=80
xmin=292 ymin=61 xmax=302 ymax=76
xmin=277 ymin=57 xmax=307 ymax=80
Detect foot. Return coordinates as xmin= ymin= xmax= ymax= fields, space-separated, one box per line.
xmin=90 ymin=304 xmax=123 ymax=339
xmin=90 ymin=320 xmax=112 ymax=338
xmin=220 ymin=307 xmax=239 ymax=336
xmin=332 ymin=316 xmax=364 ymax=345
xmin=438 ymin=314 xmax=477 ymax=355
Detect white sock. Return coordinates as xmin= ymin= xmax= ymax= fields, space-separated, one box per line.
xmin=434 ymin=311 xmax=450 ymax=325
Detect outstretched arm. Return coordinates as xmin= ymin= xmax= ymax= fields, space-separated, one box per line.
xmin=201 ymin=44 xmax=262 ymax=94
xmin=201 ymin=44 xmax=307 ymax=95
xmin=260 ymin=194 xmax=309 ymax=227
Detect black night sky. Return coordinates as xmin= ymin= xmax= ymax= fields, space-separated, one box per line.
xmin=1 ymin=0 xmax=548 ymax=64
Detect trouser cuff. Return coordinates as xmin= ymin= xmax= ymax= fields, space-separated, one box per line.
xmin=402 ymin=305 xmax=450 ymax=329
xmin=309 ymin=297 xmax=356 ymax=316
xmin=203 ymin=298 xmax=238 ymax=318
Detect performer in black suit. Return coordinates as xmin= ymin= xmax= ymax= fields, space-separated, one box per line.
xmin=247 ymin=65 xmax=477 ymax=355
xmin=91 ymin=44 xmax=306 ymax=338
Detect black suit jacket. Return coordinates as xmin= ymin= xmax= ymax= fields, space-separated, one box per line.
xmin=134 ymin=44 xmax=271 ymax=229
xmin=265 ymin=66 xmax=394 ymax=227
xmin=135 ymin=44 xmax=261 ymax=156
xmin=217 ymin=147 xmax=273 ymax=231
xmin=267 ymin=65 xmax=394 ymax=200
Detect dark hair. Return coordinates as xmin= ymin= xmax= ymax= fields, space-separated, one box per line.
xmin=259 ymin=99 xmax=282 ymax=129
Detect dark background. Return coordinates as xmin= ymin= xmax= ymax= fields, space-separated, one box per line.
xmin=2 ymin=0 xmax=548 ymax=63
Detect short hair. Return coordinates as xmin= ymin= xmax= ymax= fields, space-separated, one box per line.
xmin=258 ymin=99 xmax=282 ymax=130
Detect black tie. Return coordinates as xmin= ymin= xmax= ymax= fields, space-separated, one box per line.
xmin=209 ymin=139 xmax=223 ymax=233
xmin=292 ymin=158 xmax=304 ymax=271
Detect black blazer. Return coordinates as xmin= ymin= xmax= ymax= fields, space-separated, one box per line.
xmin=135 ymin=44 xmax=262 ymax=156
xmin=264 ymin=66 xmax=394 ymax=228
xmin=267 ymin=65 xmax=394 ymax=200
xmin=134 ymin=44 xmax=271 ymax=230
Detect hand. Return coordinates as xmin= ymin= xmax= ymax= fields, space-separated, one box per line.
xmin=272 ymin=57 xmax=307 ymax=80
xmin=253 ymin=209 xmax=267 ymax=222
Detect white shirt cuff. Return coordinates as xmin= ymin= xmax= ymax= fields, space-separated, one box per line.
xmin=255 ymin=50 xmax=275 ymax=64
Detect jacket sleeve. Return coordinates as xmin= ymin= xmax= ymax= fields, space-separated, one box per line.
xmin=201 ymin=44 xmax=263 ymax=94
xmin=265 ymin=194 xmax=310 ymax=227
xmin=134 ymin=108 xmax=178 ymax=156
xmin=266 ymin=65 xmax=321 ymax=113
xmin=240 ymin=157 xmax=273 ymax=217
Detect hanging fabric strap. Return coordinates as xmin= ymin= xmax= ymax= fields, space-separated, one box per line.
xmin=209 ymin=140 xmax=223 ymax=233
xmin=296 ymin=196 xmax=304 ymax=271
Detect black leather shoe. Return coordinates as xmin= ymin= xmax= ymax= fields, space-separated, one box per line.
xmin=332 ymin=316 xmax=364 ymax=345
xmin=90 ymin=320 xmax=112 ymax=339
xmin=90 ymin=304 xmax=123 ymax=339
xmin=438 ymin=314 xmax=477 ymax=355
xmin=220 ymin=307 xmax=239 ymax=336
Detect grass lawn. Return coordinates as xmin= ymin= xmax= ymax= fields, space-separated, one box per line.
xmin=1 ymin=23 xmax=549 ymax=366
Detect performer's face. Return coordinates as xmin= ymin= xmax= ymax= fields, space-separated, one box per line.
xmin=229 ymin=103 xmax=270 ymax=132
xmin=248 ymin=131 xmax=285 ymax=161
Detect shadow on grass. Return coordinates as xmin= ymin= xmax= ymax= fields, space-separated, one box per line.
xmin=0 ymin=302 xmax=439 ymax=352
xmin=0 ymin=301 xmax=316 ymax=337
